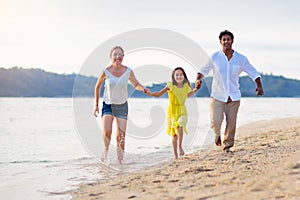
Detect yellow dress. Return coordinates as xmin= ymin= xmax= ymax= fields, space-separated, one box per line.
xmin=167 ymin=82 xmax=191 ymax=136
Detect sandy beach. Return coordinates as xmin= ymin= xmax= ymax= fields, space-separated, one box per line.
xmin=70 ymin=117 xmax=300 ymax=200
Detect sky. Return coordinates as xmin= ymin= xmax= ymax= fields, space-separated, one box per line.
xmin=1 ymin=0 xmax=300 ymax=79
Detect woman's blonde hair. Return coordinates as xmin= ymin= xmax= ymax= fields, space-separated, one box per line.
xmin=109 ymin=46 xmax=124 ymax=58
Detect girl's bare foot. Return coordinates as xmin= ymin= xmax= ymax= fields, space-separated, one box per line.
xmin=179 ymin=147 xmax=185 ymax=156
xmin=174 ymin=153 xmax=178 ymax=160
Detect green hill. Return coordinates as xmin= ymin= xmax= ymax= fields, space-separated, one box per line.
xmin=0 ymin=67 xmax=300 ymax=97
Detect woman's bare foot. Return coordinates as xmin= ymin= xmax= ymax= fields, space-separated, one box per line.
xmin=117 ymin=147 xmax=124 ymax=164
xmin=100 ymin=150 xmax=108 ymax=162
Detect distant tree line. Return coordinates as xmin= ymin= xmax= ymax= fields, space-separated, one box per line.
xmin=1 ymin=67 xmax=300 ymax=97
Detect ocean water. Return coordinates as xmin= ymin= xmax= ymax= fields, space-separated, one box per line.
xmin=0 ymin=97 xmax=299 ymax=199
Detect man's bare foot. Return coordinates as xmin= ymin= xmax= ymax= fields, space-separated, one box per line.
xmin=223 ymin=147 xmax=233 ymax=155
xmin=215 ymin=135 xmax=221 ymax=146
xmin=100 ymin=150 xmax=108 ymax=162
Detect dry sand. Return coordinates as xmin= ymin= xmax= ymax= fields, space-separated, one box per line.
xmin=71 ymin=117 xmax=300 ymax=200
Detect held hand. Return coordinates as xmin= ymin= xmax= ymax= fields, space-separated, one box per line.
xmin=143 ymin=88 xmax=150 ymax=94
xmin=254 ymin=77 xmax=263 ymax=96
xmin=146 ymin=91 xmax=153 ymax=96
xmin=195 ymin=79 xmax=202 ymax=89
xmin=144 ymin=88 xmax=152 ymax=96
xmin=93 ymin=106 xmax=99 ymax=117
xmin=255 ymin=87 xmax=264 ymax=96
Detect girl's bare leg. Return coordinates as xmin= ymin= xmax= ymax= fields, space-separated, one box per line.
xmin=101 ymin=115 xmax=114 ymax=161
xmin=115 ymin=117 xmax=127 ymax=164
xmin=177 ymin=126 xmax=185 ymax=156
xmin=172 ymin=134 xmax=178 ymax=159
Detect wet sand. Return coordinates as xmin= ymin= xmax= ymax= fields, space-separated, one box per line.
xmin=70 ymin=117 xmax=300 ymax=200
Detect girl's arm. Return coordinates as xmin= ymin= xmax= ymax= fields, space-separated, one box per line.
xmin=187 ymin=87 xmax=198 ymax=97
xmin=147 ymin=86 xmax=169 ymax=97
xmin=94 ymin=71 xmax=106 ymax=117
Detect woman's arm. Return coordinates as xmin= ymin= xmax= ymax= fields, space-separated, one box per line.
xmin=93 ymin=71 xmax=106 ymax=117
xmin=129 ymin=70 xmax=148 ymax=93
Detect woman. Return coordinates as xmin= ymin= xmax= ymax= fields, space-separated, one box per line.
xmin=93 ymin=46 xmax=148 ymax=164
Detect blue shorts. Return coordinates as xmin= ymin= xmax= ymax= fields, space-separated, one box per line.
xmin=101 ymin=101 xmax=128 ymax=120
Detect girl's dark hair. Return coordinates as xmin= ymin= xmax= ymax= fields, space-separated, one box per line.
xmin=171 ymin=67 xmax=191 ymax=86
xmin=219 ymin=30 xmax=234 ymax=40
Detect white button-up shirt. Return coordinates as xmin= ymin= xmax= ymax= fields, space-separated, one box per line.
xmin=200 ymin=49 xmax=260 ymax=102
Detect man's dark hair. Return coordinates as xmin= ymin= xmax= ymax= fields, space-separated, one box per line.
xmin=219 ymin=30 xmax=234 ymax=40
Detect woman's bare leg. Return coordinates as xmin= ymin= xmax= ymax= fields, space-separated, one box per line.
xmin=101 ymin=115 xmax=114 ymax=161
xmin=115 ymin=117 xmax=127 ymax=163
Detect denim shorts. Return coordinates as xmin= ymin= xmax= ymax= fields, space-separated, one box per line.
xmin=101 ymin=101 xmax=128 ymax=120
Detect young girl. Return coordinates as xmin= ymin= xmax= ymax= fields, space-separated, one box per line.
xmin=146 ymin=67 xmax=199 ymax=159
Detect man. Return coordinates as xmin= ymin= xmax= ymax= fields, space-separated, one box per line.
xmin=196 ymin=30 xmax=264 ymax=153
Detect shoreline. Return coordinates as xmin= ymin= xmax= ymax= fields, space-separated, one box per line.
xmin=70 ymin=117 xmax=300 ymax=200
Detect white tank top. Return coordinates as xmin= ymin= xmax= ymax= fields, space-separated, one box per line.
xmin=103 ymin=67 xmax=131 ymax=104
